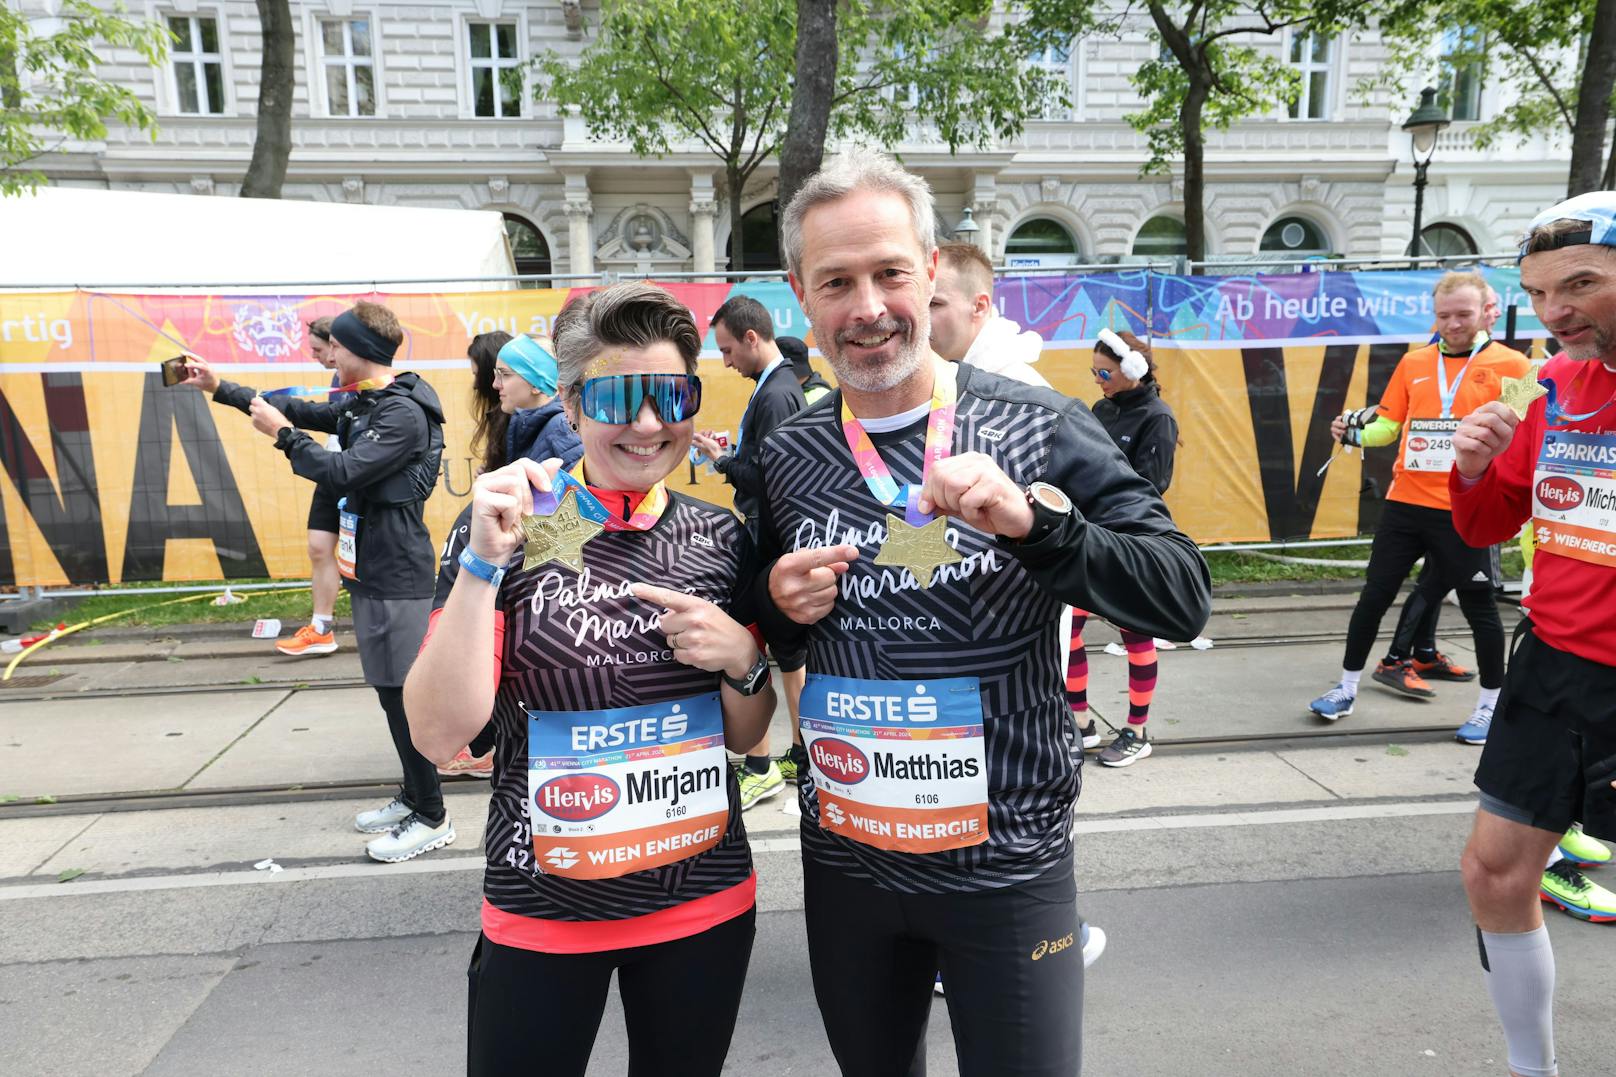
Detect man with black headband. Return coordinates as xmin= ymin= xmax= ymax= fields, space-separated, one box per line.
xmin=1449 ymin=191 xmax=1616 ymax=1077
xmin=183 ymin=300 xmax=453 ymax=864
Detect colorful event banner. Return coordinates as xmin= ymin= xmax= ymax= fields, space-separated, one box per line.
xmin=0 ymin=270 xmax=1551 ymax=586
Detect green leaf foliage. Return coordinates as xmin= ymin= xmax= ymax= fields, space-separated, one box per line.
xmin=0 ymin=0 xmax=169 ymax=195
xmin=537 ymin=0 xmax=1070 ymax=177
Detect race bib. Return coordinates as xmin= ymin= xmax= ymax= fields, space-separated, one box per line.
xmin=1532 ymin=430 xmax=1616 ymax=569
xmin=527 ymin=693 xmax=729 ymax=879
xmin=800 ymin=674 xmax=988 ymax=854
xmin=336 ymin=499 xmax=359 ymax=581
xmin=1402 ymin=419 xmax=1460 ymax=473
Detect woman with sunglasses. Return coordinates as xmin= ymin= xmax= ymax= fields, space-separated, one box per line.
xmin=405 ymin=282 xmax=775 ymax=1077
xmin=434 ymin=331 xmax=587 ymax=778
xmin=1067 ymin=329 xmax=1180 ymax=768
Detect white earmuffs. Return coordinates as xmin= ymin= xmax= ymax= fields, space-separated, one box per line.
xmin=1097 ymin=328 xmax=1150 ymax=381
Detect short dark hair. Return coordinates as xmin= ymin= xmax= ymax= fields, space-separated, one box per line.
xmin=938 ymin=243 xmax=994 ymax=298
xmin=307 ymin=316 xmax=333 ymax=341
xmin=710 ymin=294 xmax=775 ymax=343
xmin=553 ymin=282 xmax=701 ymax=394
xmin=350 ymin=301 xmax=403 ymax=345
xmin=1520 ymin=215 xmax=1616 ymax=258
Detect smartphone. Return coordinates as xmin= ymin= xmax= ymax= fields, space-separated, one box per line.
xmin=160 ymin=356 xmax=188 ymax=387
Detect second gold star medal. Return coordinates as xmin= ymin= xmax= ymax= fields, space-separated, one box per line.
xmin=842 ymin=358 xmax=964 ymax=590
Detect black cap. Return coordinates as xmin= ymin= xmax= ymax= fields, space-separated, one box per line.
xmin=778 ymin=335 xmax=812 ymax=377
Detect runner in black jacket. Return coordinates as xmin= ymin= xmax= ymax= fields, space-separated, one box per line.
xmin=756 ymin=150 xmax=1209 ymax=1077
xmin=182 ymin=301 xmax=453 ymax=863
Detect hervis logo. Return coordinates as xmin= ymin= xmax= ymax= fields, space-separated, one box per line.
xmin=810 ymin=738 xmax=869 ymax=785
xmin=1536 ymin=476 xmax=1584 ymax=513
xmin=1407 ymin=436 xmax=1429 ymax=453
xmin=535 ymin=774 xmax=620 ymax=821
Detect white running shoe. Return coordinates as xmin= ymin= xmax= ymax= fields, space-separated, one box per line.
xmin=1082 ymin=923 xmax=1107 ymax=969
xmin=366 ymin=813 xmax=455 ymax=863
xmin=354 ymin=795 xmax=411 ymax=834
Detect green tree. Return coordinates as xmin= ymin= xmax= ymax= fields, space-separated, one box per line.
xmin=0 ymin=0 xmax=168 ymax=196
xmin=1378 ymin=0 xmax=1616 ymax=197
xmin=1028 ymin=0 xmax=1368 ymax=268
xmin=539 ymin=0 xmax=1069 ymax=272
xmin=240 ymin=0 xmax=295 ymax=199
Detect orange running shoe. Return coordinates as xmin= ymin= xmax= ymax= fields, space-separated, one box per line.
xmin=436 ymin=747 xmax=494 ymax=778
xmin=1371 ymin=659 xmax=1436 ymax=699
xmin=276 ymin=624 xmax=338 ymax=657
xmin=1411 ymin=651 xmax=1476 ymax=682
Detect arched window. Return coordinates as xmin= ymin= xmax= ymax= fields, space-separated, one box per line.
xmin=1132 ymin=215 xmax=1189 ymax=258
xmin=725 ymin=201 xmax=783 ymax=273
xmin=1005 ymin=217 xmax=1081 ymax=267
xmin=503 ymin=214 xmax=551 ymax=282
xmin=1413 ymin=222 xmax=1478 ymax=258
xmin=1260 ymin=215 xmax=1330 ymax=255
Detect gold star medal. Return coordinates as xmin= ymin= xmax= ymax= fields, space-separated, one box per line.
xmin=1498 ymin=374 xmax=1548 ymax=420
xmin=520 ymin=485 xmax=604 ymax=572
xmin=874 ymin=513 xmax=963 ymax=589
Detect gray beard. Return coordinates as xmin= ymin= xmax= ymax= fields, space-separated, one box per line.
xmin=816 ymin=308 xmax=931 ymax=394
xmin=1561 ymin=326 xmax=1616 ymax=362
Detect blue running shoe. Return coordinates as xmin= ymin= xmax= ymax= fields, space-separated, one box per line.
xmin=1309 ymin=685 xmax=1355 ymax=721
xmin=1456 ymin=704 xmax=1493 ymax=745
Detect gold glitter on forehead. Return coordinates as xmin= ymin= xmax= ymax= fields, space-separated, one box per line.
xmin=583 ymin=351 xmax=624 ymax=380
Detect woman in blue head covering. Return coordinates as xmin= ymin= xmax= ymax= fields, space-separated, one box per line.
xmin=496 ymin=334 xmax=584 ymax=470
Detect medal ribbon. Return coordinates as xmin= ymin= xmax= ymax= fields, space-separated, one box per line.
xmin=527 ymin=460 xmax=670 ymax=532
xmin=1543 ymin=365 xmax=1616 ymax=428
xmin=839 ymin=358 xmax=959 ymax=526
xmin=1434 ymin=337 xmax=1486 ymax=419
xmin=261 ymin=374 xmax=394 ymax=400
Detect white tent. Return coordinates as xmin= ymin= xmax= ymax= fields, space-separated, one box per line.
xmin=0 ymin=186 xmax=516 ymax=291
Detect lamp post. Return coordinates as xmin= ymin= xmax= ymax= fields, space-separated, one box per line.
xmin=953 ymin=205 xmax=981 ymax=248
xmin=1402 ymin=86 xmax=1451 ymax=266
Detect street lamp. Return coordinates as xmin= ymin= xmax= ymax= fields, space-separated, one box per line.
xmin=953 ymin=206 xmax=981 ymax=246
xmin=1402 ymin=86 xmax=1451 ymax=264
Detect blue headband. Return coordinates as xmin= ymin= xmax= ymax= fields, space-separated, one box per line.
xmin=497 ymin=335 xmax=559 ymax=396
xmin=1519 ymin=192 xmax=1616 ymax=262
xmin=330 ymin=310 xmax=399 ymax=365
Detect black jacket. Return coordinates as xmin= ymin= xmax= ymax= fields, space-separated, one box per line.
xmin=215 ymin=372 xmax=445 ymax=599
xmin=1090 ymin=377 xmax=1178 ymax=495
xmin=753 ymin=362 xmax=1209 ymax=647
xmin=505 ymin=400 xmax=583 ymax=472
xmin=717 ymin=360 xmax=806 ymax=521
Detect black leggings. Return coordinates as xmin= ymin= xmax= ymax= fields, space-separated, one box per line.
xmin=466 ymin=908 xmax=756 ymax=1077
xmin=1342 ymin=500 xmax=1505 ymax=689
xmin=375 ymin=685 xmax=443 ymax=821
xmin=804 ymin=854 xmax=1082 ymax=1077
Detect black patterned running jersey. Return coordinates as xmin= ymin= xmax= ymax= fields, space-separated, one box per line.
xmin=759 ymin=380 xmax=1082 ymax=894
xmin=482 ymin=491 xmax=755 ymax=921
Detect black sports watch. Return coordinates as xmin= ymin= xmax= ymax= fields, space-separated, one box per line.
xmin=723 ymin=652 xmax=770 ymax=696
xmin=1018 ymin=481 xmax=1074 ymax=545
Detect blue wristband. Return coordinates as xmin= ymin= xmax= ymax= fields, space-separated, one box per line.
xmin=457 ymin=546 xmax=507 ymax=589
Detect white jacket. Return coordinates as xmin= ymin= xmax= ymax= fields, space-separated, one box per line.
xmin=959 ymin=314 xmax=1050 ymax=389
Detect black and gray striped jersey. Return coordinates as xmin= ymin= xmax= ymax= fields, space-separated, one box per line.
xmin=757 ymin=363 xmax=1210 ymax=894
xmin=482 ymin=491 xmax=756 ymax=921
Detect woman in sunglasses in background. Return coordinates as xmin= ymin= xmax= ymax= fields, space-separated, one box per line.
xmin=1066 ymin=328 xmax=1181 ymax=769
xmin=406 ymin=281 xmax=775 ymax=1077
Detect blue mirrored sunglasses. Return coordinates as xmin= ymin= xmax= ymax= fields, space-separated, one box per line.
xmin=578 ymin=373 xmax=702 ymax=424
xmin=1091 ymin=368 xmax=1113 ymax=382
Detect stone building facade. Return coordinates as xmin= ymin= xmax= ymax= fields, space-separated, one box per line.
xmin=17 ymin=0 xmax=1575 ymax=278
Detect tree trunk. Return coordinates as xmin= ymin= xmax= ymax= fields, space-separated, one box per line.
xmin=1181 ymin=74 xmax=1209 ymax=270
xmin=240 ymin=0 xmax=295 ymax=198
xmin=778 ymin=0 xmax=838 ymax=264
xmin=1568 ymin=0 xmax=1616 ymax=196
xmin=728 ymin=160 xmax=746 ymax=272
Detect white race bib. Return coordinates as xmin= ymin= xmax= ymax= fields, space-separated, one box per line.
xmin=527 ymin=693 xmax=729 ymax=879
xmin=1402 ymin=419 xmax=1460 ymax=473
xmin=1533 ymin=430 xmax=1616 ymax=569
xmin=800 ymin=674 xmax=988 ymax=854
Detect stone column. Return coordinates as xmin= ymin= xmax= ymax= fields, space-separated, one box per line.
xmin=971 ymin=172 xmax=1000 ymax=258
xmin=565 ymin=197 xmax=594 ymax=277
xmin=689 ymin=173 xmax=718 ymax=280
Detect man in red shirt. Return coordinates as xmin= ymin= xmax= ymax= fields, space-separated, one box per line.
xmin=1451 ymin=192 xmax=1616 ymax=1077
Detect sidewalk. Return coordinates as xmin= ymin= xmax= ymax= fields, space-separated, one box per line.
xmin=0 ymin=590 xmax=1515 ymax=807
